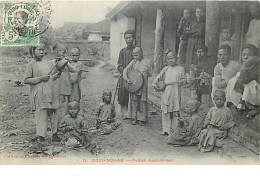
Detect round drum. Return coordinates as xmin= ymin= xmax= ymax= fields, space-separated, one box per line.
xmin=124 ymin=70 xmax=144 ymax=93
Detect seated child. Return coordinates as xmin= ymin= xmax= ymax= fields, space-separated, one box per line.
xmin=58 ymin=101 xmax=96 ymax=152
xmin=198 ymin=90 xmax=234 ymax=152
xmin=95 ymin=89 xmax=121 ymax=135
xmin=167 ymin=99 xmax=203 ymax=146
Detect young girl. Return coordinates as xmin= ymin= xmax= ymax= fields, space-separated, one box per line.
xmin=152 ymin=52 xmax=185 ymax=135
xmin=95 ymin=89 xmax=121 ymax=135
xmin=24 ymin=42 xmax=61 ymax=142
xmin=167 ymin=99 xmax=203 ymax=146
xmin=198 ymin=90 xmax=234 ymax=152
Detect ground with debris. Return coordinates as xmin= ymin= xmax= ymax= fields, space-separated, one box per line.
xmin=0 ymin=55 xmax=259 ymax=164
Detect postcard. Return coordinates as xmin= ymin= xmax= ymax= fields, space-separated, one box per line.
xmin=0 ymin=0 xmax=259 ymax=165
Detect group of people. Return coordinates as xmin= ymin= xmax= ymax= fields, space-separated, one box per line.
xmin=24 ymin=42 xmax=122 ymax=152
xmin=116 ymin=4 xmax=259 ymax=153
xmin=23 ymin=3 xmax=259 ymax=154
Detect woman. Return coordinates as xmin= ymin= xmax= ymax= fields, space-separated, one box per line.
xmin=185 ymin=7 xmax=205 ymax=72
xmin=24 ymin=42 xmax=61 ymax=142
xmin=226 ymin=44 xmax=259 ymax=109
xmin=211 ymin=45 xmax=241 ymax=101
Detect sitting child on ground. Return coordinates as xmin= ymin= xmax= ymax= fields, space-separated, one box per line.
xmin=198 ymin=90 xmax=234 ymax=152
xmin=167 ymin=99 xmax=203 ymax=146
xmin=58 ymin=101 xmax=96 ymax=152
xmin=95 ymin=89 xmax=121 ymax=135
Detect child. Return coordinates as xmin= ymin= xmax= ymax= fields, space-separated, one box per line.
xmin=59 ymin=101 xmax=96 ymax=152
xmin=167 ymin=99 xmax=203 ymax=146
xmin=219 ymin=28 xmax=234 ymax=60
xmin=198 ymin=90 xmax=234 ymax=152
xmin=69 ymin=47 xmax=85 ymax=102
xmin=123 ymin=47 xmax=152 ymax=126
xmin=95 ymin=89 xmax=121 ymax=135
xmin=152 ymin=51 xmax=185 ymax=135
xmin=50 ymin=44 xmax=76 ymax=134
xmin=24 ymin=42 xmax=61 ymax=142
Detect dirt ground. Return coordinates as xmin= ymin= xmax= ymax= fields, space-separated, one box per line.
xmin=0 ymin=59 xmax=259 ymax=164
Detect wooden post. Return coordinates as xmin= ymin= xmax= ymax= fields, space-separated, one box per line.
xmin=205 ymin=1 xmax=221 ymax=62
xmin=135 ymin=13 xmax=142 ymax=47
xmin=154 ymin=7 xmax=165 ymax=74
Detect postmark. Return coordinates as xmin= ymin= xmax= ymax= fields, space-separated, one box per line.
xmin=1 ymin=1 xmax=52 ymax=46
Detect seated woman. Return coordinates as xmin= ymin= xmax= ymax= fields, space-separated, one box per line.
xmin=226 ymin=44 xmax=259 ymax=111
xmin=211 ymin=45 xmax=241 ymax=102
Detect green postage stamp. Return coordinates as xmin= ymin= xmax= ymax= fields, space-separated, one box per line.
xmin=1 ymin=1 xmax=51 ymax=46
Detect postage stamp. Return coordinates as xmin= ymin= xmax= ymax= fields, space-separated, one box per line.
xmin=1 ymin=1 xmax=52 ymax=46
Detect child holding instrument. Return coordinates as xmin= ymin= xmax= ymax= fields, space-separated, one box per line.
xmin=152 ymin=52 xmax=185 ymax=135
xmin=59 ymin=101 xmax=96 ymax=152
xmin=123 ymin=47 xmax=152 ymax=126
xmin=69 ymin=47 xmax=85 ymax=102
xmin=50 ymin=44 xmax=76 ymax=141
xmin=24 ymin=42 xmax=61 ymax=142
xmin=167 ymin=99 xmax=203 ymax=146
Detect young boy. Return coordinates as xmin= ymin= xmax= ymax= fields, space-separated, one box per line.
xmin=198 ymin=90 xmax=234 ymax=152
xmin=152 ymin=51 xmax=185 ymax=135
xmin=167 ymin=99 xmax=203 ymax=146
xmin=117 ymin=30 xmax=135 ymax=119
xmin=69 ymin=47 xmax=85 ymax=102
xmin=50 ymin=44 xmax=76 ymax=139
xmin=95 ymin=89 xmax=121 ymax=135
xmin=59 ymin=101 xmax=96 ymax=152
xmin=123 ymin=47 xmax=152 ymax=126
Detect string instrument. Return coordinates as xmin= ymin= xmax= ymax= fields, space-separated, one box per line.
xmin=155 ymin=77 xmax=211 ymax=92
xmin=124 ymin=70 xmax=144 ymax=93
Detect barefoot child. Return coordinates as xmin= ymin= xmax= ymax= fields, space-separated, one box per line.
xmin=123 ymin=47 xmax=152 ymax=126
xmin=152 ymin=52 xmax=185 ymax=135
xmin=167 ymin=99 xmax=203 ymax=146
xmin=198 ymin=90 xmax=234 ymax=152
xmin=50 ymin=44 xmax=76 ymax=141
xmin=24 ymin=43 xmax=61 ymax=142
xmin=59 ymin=101 xmax=96 ymax=152
xmin=95 ymin=89 xmax=121 ymax=135
xmin=69 ymin=47 xmax=85 ymax=102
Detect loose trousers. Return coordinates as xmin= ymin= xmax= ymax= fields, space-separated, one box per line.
xmin=128 ymin=97 xmax=148 ymax=122
xmin=35 ymin=108 xmax=60 ymax=138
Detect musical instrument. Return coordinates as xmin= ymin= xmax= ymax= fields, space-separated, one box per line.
xmin=124 ymin=70 xmax=144 ymax=93
xmin=154 ymin=77 xmax=211 ymax=92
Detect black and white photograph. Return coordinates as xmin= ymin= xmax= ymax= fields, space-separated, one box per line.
xmin=0 ymin=0 xmax=260 ymax=165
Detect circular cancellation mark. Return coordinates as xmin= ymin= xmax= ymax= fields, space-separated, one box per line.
xmin=6 ymin=1 xmax=52 ymax=38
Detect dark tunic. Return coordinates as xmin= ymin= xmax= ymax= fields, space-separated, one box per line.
xmin=191 ymin=56 xmax=216 ymax=101
xmin=185 ymin=20 xmax=205 ymax=72
xmin=117 ymin=46 xmax=134 ymax=106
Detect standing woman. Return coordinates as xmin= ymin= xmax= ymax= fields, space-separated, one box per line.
xmin=185 ymin=7 xmax=205 ymax=72
xmin=24 ymin=43 xmax=61 ymax=142
xmin=117 ymin=30 xmax=135 ymax=119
